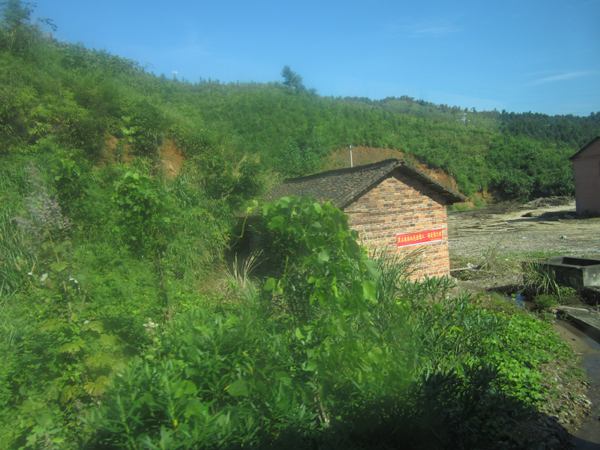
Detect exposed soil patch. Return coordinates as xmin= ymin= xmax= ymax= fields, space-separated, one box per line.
xmin=158 ymin=138 xmax=185 ymax=178
xmin=97 ymin=135 xmax=185 ymax=178
xmin=98 ymin=134 xmax=134 ymax=164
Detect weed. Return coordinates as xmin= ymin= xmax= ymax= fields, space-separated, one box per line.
xmin=558 ymin=286 xmax=579 ymax=305
xmin=472 ymin=197 xmax=486 ymax=208
xmin=534 ymin=294 xmax=558 ymax=310
xmin=479 ymin=240 xmax=503 ymax=272
xmin=563 ymin=366 xmax=586 ymax=381
xmin=484 ymin=294 xmax=523 ymax=315
xmin=522 ymin=261 xmax=561 ymax=297
xmin=448 ymin=203 xmax=473 ymax=212
xmin=223 ymin=251 xmax=262 ymax=298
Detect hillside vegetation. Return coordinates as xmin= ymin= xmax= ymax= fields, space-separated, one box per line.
xmin=0 ymin=2 xmax=593 ymax=449
xmin=2 ymin=2 xmax=599 ymax=200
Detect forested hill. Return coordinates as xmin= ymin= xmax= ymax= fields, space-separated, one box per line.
xmin=500 ymin=111 xmax=600 ymax=148
xmin=1 ymin=1 xmax=599 ymax=202
xmin=346 ymin=96 xmax=600 ymax=149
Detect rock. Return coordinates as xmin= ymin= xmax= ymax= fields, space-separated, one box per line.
xmin=522 ymin=211 xmax=538 ymax=217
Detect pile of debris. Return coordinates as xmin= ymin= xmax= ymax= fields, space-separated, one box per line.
xmin=524 ymin=197 xmax=574 ymax=208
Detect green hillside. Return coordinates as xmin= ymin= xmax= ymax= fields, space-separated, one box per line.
xmin=0 ymin=3 xmax=593 ymax=448
xmin=2 ymin=1 xmax=599 ymax=202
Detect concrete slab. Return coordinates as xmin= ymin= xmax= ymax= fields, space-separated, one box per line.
xmin=542 ymin=257 xmax=600 ymax=289
xmin=558 ymin=306 xmax=600 ymax=344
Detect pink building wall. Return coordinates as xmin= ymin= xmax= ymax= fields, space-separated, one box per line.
xmin=572 ymin=139 xmax=600 ymax=215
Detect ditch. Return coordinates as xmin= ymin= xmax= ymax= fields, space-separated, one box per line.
xmin=553 ymin=320 xmax=600 ymax=449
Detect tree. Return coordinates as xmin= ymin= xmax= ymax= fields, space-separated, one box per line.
xmin=281 ymin=65 xmax=305 ymax=91
xmin=0 ymin=0 xmax=55 ymax=53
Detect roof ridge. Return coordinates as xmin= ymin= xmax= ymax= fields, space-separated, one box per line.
xmin=282 ymin=158 xmax=402 ymax=184
xmin=264 ymin=158 xmax=466 ymax=206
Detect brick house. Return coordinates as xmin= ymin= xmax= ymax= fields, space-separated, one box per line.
xmin=570 ymin=136 xmax=600 ymax=216
xmin=264 ymin=159 xmax=466 ymax=278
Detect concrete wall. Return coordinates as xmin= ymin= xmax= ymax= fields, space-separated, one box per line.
xmin=343 ymin=169 xmax=449 ymax=278
xmin=573 ymin=140 xmax=600 ymax=215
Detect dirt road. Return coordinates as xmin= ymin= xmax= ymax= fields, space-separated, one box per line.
xmin=448 ymin=199 xmax=600 ymax=261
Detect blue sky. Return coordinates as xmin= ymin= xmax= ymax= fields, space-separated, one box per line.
xmin=34 ymin=0 xmax=600 ymax=116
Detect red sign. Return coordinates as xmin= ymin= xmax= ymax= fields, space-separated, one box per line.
xmin=396 ymin=228 xmax=443 ymax=248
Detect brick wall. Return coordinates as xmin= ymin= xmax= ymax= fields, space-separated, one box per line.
xmin=343 ymin=169 xmax=450 ymax=278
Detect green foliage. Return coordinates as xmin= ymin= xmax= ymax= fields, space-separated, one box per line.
xmin=521 ymin=261 xmax=577 ymax=304
xmin=0 ymin=11 xmax=596 ymax=200
xmin=276 ymin=138 xmax=326 ymax=176
xmin=0 ymin=0 xmax=54 ymax=55
xmin=0 ymin=17 xmax=591 ymax=448
xmin=487 ymin=135 xmax=574 ymax=199
xmin=259 ymin=195 xmax=373 ymax=323
xmin=478 ymin=311 xmax=572 ymax=404
xmin=51 ymin=149 xmax=88 ymax=216
xmin=8 ymin=308 xmax=172 ymax=449
xmin=82 ymin=299 xmax=538 ymax=450
xmin=281 ymin=65 xmax=305 ymax=91
xmin=113 ymin=171 xmax=172 ymax=254
xmin=0 ymin=155 xmax=232 ymax=448
xmin=0 ymin=309 xmax=146 ymax=449
xmin=501 ymin=110 xmax=600 ymax=148
xmin=165 ymin=167 xmax=230 ymax=277
xmin=400 ymin=278 xmax=500 ymax=378
xmin=120 ymin=99 xmax=168 ymax=156
xmin=533 ymin=294 xmax=557 ymax=310
xmin=195 ymin=151 xmax=264 ymax=210
xmin=83 ymin=305 xmax=320 ymax=449
xmin=0 ymin=158 xmax=34 ymax=294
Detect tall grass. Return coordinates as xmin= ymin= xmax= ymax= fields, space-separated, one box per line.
xmin=223 ymin=250 xmax=262 ymax=297
xmin=521 ymin=261 xmax=561 ymax=298
xmin=0 ymin=208 xmax=35 ymax=294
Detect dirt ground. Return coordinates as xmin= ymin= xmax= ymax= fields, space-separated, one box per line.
xmin=446 ymin=198 xmax=600 ymax=449
xmin=448 ymin=198 xmax=600 ymax=261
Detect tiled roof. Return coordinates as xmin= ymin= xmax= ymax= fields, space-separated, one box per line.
xmin=264 ymin=159 xmax=467 ymax=207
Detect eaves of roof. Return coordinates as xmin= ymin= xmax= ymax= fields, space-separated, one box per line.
xmin=264 ymin=159 xmax=467 ymax=207
xmin=569 ymin=136 xmax=600 ymax=161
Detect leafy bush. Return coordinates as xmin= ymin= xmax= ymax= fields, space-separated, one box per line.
xmin=112 ymin=170 xmax=172 ymax=254
xmin=195 ymin=151 xmax=264 ymax=210
xmin=533 ymin=294 xmax=558 ymax=310
xmin=0 ymin=172 xmax=577 ymax=449
xmin=83 ymin=304 xmax=321 ymax=449
xmin=81 ymin=280 xmax=554 ymax=449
